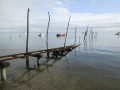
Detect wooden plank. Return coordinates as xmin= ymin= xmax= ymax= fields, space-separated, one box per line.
xmin=0 ymin=45 xmax=79 ymax=62
xmin=0 ymin=45 xmax=75 ymax=58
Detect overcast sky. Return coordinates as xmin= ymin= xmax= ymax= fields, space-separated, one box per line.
xmin=0 ymin=0 xmax=120 ymax=32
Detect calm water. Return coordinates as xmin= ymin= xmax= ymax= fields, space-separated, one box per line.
xmin=0 ymin=31 xmax=120 ymax=90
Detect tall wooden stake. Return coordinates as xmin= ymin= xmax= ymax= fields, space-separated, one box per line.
xmin=83 ymin=26 xmax=88 ymax=41
xmin=46 ymin=12 xmax=50 ymax=57
xmin=26 ymin=8 xmax=30 ymax=53
xmin=26 ymin=8 xmax=30 ymax=67
xmin=74 ymin=26 xmax=77 ymax=45
xmin=64 ymin=16 xmax=71 ymax=47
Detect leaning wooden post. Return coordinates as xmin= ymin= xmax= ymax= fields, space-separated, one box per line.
xmin=26 ymin=8 xmax=30 ymax=67
xmin=83 ymin=26 xmax=88 ymax=41
xmin=64 ymin=16 xmax=71 ymax=47
xmin=46 ymin=12 xmax=50 ymax=57
xmin=74 ymin=26 xmax=77 ymax=45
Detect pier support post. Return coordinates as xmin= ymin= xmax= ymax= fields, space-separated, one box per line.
xmin=0 ymin=62 xmax=10 ymax=81
xmin=1 ymin=66 xmax=6 ymax=80
xmin=33 ymin=54 xmax=42 ymax=66
xmin=55 ymin=51 xmax=59 ymax=57
xmin=26 ymin=56 xmax=29 ymax=68
xmin=37 ymin=57 xmax=40 ymax=66
xmin=61 ymin=50 xmax=65 ymax=55
xmin=47 ymin=52 xmax=49 ymax=57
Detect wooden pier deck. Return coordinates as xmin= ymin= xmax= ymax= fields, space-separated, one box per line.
xmin=0 ymin=45 xmax=78 ymax=62
xmin=0 ymin=45 xmax=79 ymax=80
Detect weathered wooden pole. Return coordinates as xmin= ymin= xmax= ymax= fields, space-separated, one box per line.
xmin=26 ymin=8 xmax=30 ymax=66
xmin=83 ymin=26 xmax=88 ymax=41
xmin=74 ymin=26 xmax=77 ymax=45
xmin=26 ymin=8 xmax=30 ymax=53
xmin=46 ymin=12 xmax=50 ymax=57
xmin=64 ymin=16 xmax=71 ymax=47
xmin=1 ymin=66 xmax=6 ymax=80
xmin=0 ymin=62 xmax=10 ymax=81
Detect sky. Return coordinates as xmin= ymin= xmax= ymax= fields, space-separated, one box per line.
xmin=0 ymin=0 xmax=120 ymax=32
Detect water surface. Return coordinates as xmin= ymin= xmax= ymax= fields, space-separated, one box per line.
xmin=0 ymin=31 xmax=120 ymax=90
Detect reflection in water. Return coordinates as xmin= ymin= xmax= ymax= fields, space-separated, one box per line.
xmin=1 ymin=31 xmax=120 ymax=89
xmin=38 ymin=35 xmax=44 ymax=39
xmin=84 ymin=36 xmax=88 ymax=52
xmin=7 ymin=50 xmax=71 ymax=88
xmin=65 ymin=56 xmax=69 ymax=71
xmin=83 ymin=30 xmax=98 ymax=52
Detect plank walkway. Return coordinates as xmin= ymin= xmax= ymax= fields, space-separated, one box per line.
xmin=0 ymin=45 xmax=79 ymax=62
xmin=0 ymin=45 xmax=79 ymax=81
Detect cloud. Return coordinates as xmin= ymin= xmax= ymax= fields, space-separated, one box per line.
xmin=53 ymin=7 xmax=69 ymax=15
xmin=0 ymin=0 xmax=64 ymax=31
xmin=56 ymin=1 xmax=62 ymax=5
xmin=71 ymin=13 xmax=120 ymax=27
xmin=0 ymin=0 xmax=120 ymax=32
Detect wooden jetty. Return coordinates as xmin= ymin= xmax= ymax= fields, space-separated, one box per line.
xmin=0 ymin=9 xmax=81 ymax=81
xmin=0 ymin=45 xmax=79 ymax=81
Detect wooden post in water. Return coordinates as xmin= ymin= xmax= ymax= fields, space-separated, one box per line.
xmin=1 ymin=66 xmax=6 ymax=80
xmin=37 ymin=57 xmax=40 ymax=66
xmin=64 ymin=16 xmax=71 ymax=47
xmin=83 ymin=26 xmax=88 ymax=41
xmin=26 ymin=8 xmax=30 ymax=67
xmin=74 ymin=26 xmax=77 ymax=45
xmin=46 ymin=12 xmax=50 ymax=57
xmin=0 ymin=62 xmax=10 ymax=81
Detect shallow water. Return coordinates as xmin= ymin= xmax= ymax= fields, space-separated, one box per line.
xmin=0 ymin=31 xmax=120 ymax=90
